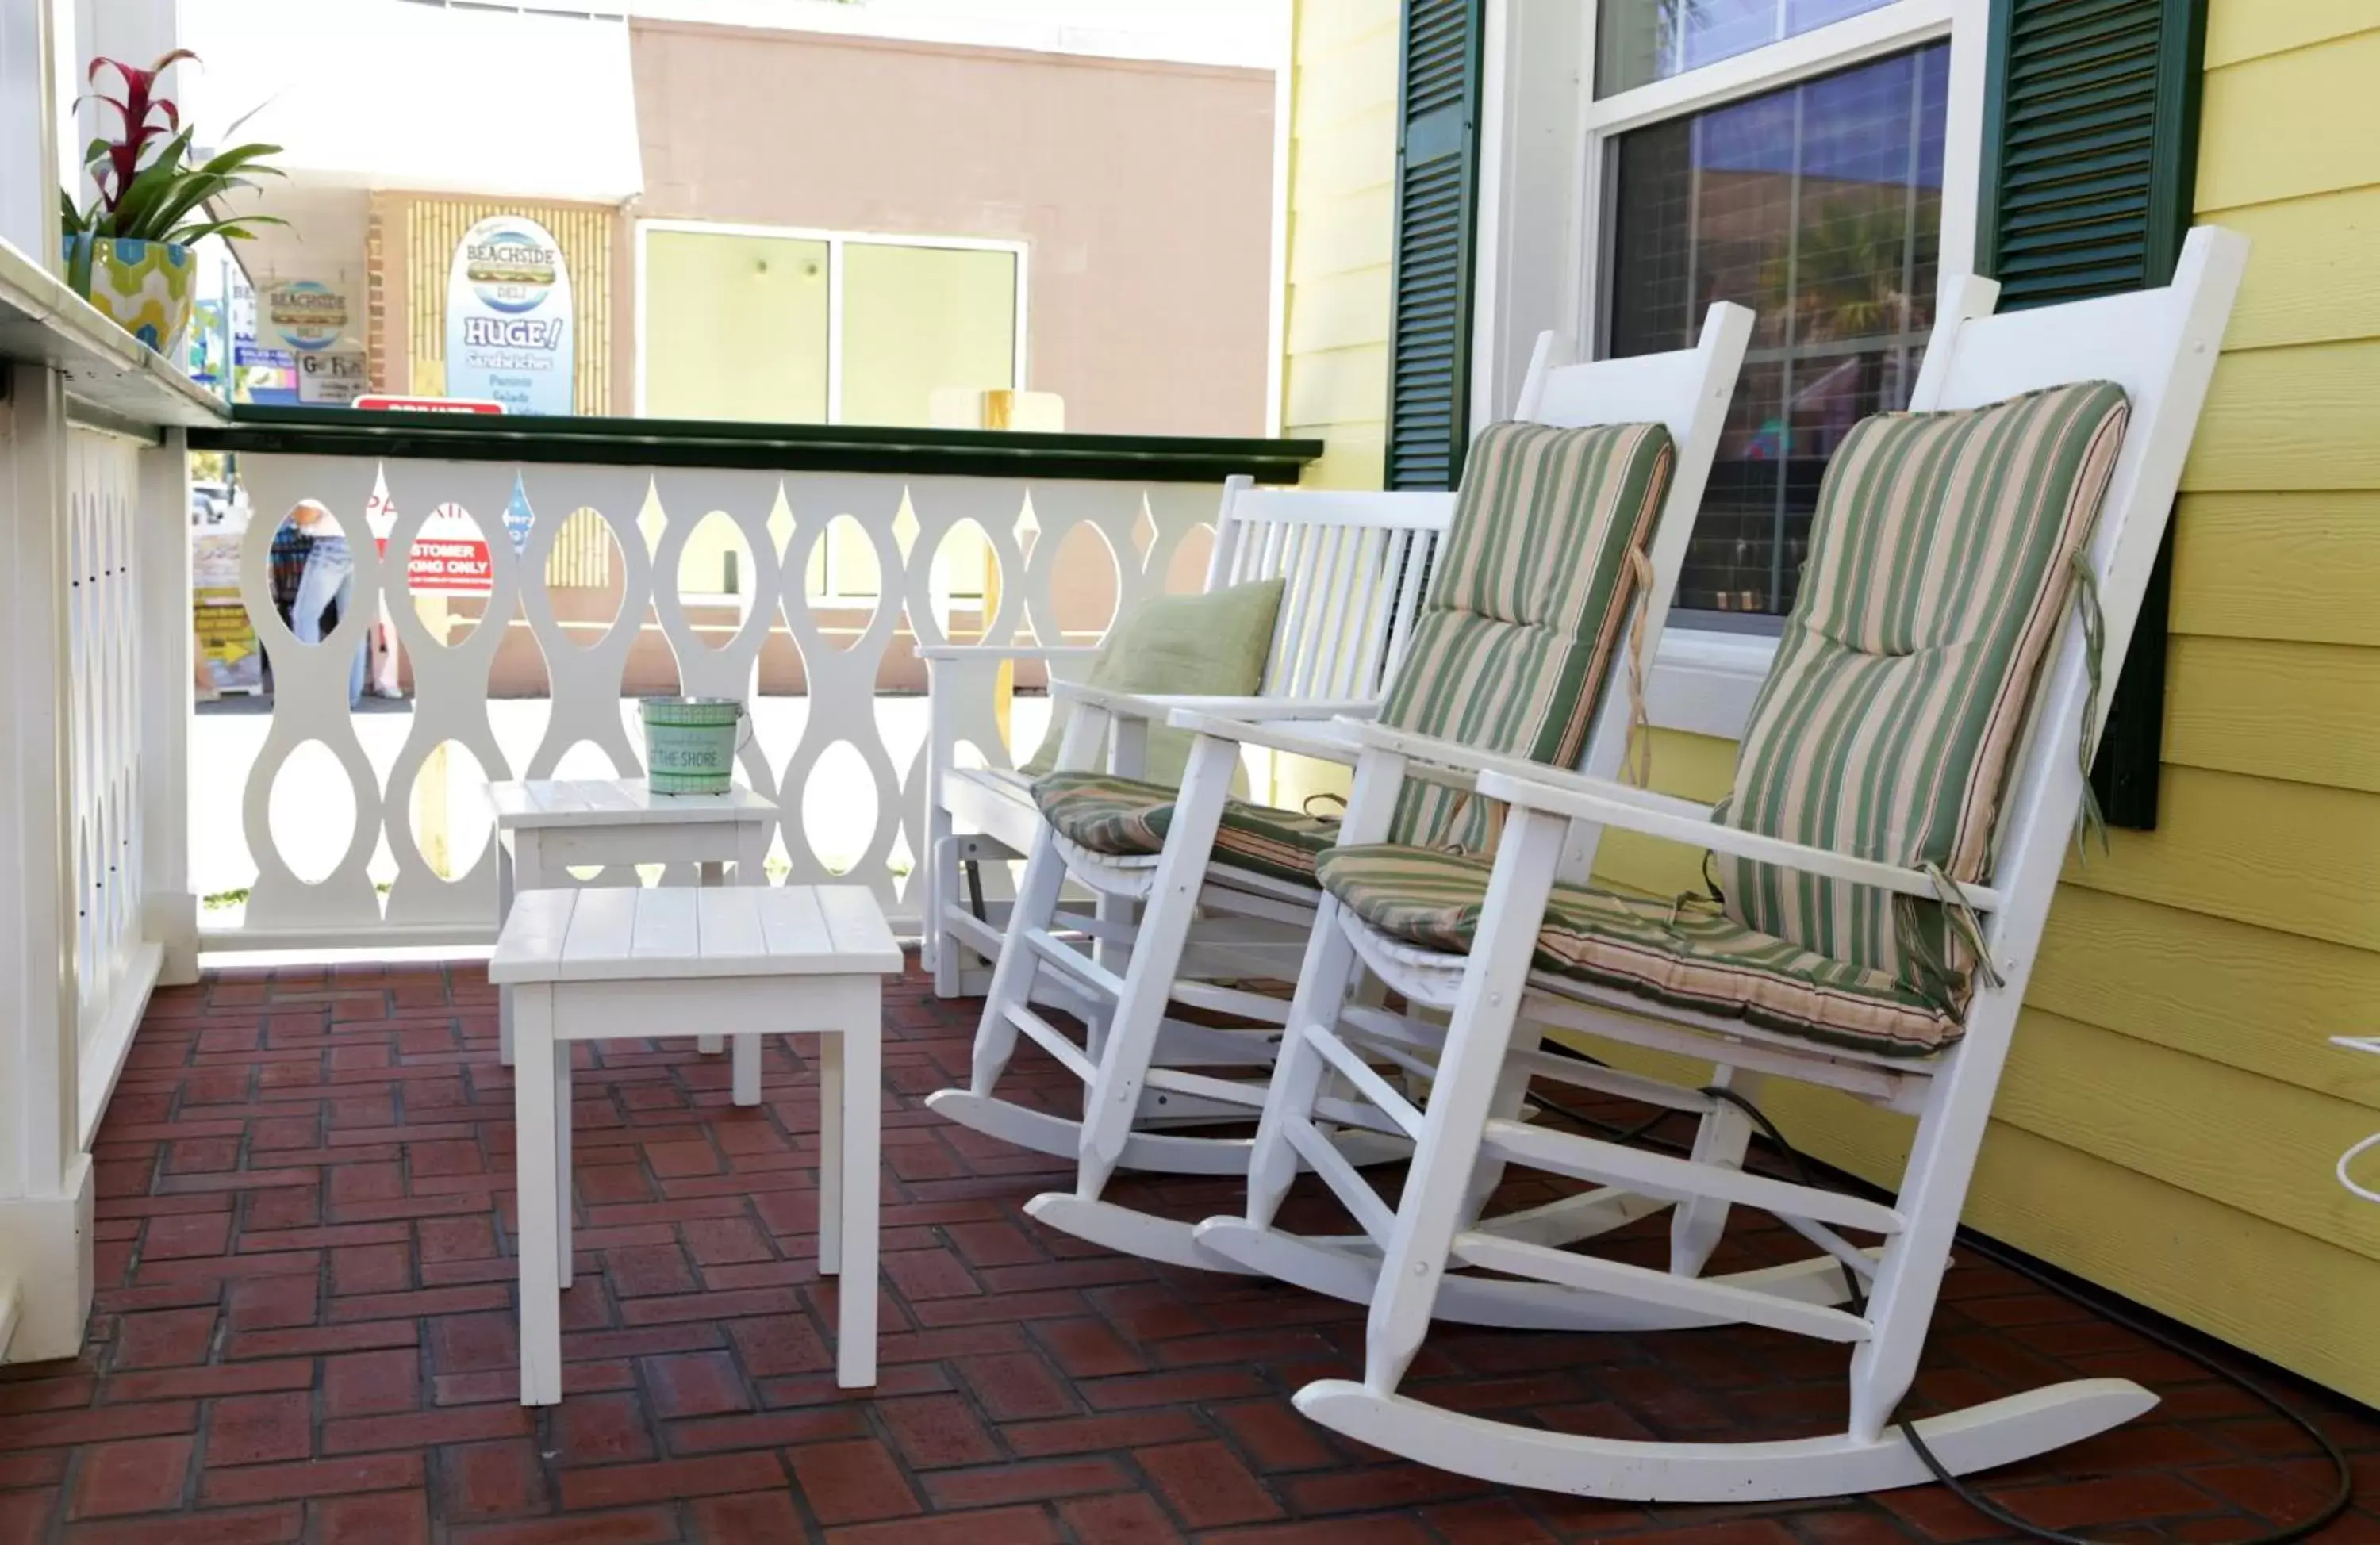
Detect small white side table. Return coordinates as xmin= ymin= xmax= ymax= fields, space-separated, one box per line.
xmin=490 ymin=884 xmax=902 ymax=1405
xmin=490 ymin=778 xmax=777 ymax=1098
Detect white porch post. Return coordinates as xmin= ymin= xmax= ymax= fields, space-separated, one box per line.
xmin=0 ymin=362 xmax=96 ymax=1363
xmin=0 ymin=0 xmax=60 ymax=265
xmin=140 ymin=428 xmax=198 ymax=984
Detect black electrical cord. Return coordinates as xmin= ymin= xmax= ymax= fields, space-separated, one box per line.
xmin=1525 ymin=1075 xmax=2356 ymax=1544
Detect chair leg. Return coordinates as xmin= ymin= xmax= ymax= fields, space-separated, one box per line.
xmin=1244 ymin=899 xmax=1367 ymax=1231
xmin=1363 ymin=809 xmax=1567 ymax=1393
xmin=1848 ymin=1019 xmax=2009 ymax=1442
xmin=969 ymin=827 xmax=1069 ymax=1097
xmin=1670 ymin=1065 xmax=1760 ymax=1278
xmin=1076 ymin=735 xmax=1238 ymax=1196
xmin=927 ymin=820 xmax=958 ymax=996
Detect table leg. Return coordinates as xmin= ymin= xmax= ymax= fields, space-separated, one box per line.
xmin=502 ymin=830 xmax=550 ymax=1068
xmin=837 ymin=990 xmax=880 ymax=1390
xmin=697 ymin=858 xmax=727 ymax=1056
xmin=514 ymin=986 xmax=562 ymax=1405
xmin=732 ymin=1036 xmax=762 ymax=1106
xmin=819 ymin=1033 xmax=843 ymax=1277
xmin=555 ymin=1045 xmax=574 ymax=1290
xmin=497 ymin=834 xmax=517 ymax=1067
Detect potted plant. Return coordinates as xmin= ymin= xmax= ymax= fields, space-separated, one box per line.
xmin=60 ymin=50 xmax=284 ymax=352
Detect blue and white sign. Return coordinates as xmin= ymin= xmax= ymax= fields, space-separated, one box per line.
xmin=503 ymin=475 xmax=535 ymax=555
xmin=445 ymin=215 xmax=574 ymax=416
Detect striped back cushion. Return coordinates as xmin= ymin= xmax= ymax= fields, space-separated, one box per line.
xmin=1713 ymin=380 xmax=2131 ymax=1005
xmin=1378 ymin=420 xmax=1676 ymax=853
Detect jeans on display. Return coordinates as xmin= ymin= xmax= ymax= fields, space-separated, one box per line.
xmin=291 ymin=535 xmax=367 ymax=709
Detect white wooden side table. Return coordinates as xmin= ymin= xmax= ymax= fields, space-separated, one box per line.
xmin=489 ymin=778 xmax=777 ymax=1099
xmin=490 ymin=884 xmax=902 ymax=1405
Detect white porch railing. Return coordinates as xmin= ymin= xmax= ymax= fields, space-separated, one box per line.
xmin=210 ymin=421 xmax=1320 ymax=952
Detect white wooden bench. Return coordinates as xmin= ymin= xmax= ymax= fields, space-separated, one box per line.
xmin=489 ymin=884 xmax=903 ymax=1404
xmin=919 ymin=476 xmax=1455 ymax=1000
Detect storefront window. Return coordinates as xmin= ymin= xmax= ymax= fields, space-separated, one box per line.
xmin=1606 ymin=42 xmax=1947 ymax=618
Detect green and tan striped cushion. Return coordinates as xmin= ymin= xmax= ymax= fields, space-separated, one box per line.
xmin=1032 ymin=772 xmax=1342 ymax=888
xmin=1377 ymin=420 xmax=1676 ymax=854
xmin=1712 ymin=381 xmax=2129 ymax=1013
xmin=1317 ymin=844 xmax=1957 ymax=1057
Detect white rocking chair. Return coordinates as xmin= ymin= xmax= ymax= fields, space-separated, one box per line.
xmin=919 ymin=477 xmax=1455 ymax=1006
xmin=1200 ymin=227 xmax=2246 ymax=1502
xmin=932 ymin=306 xmax=1755 ymax=1282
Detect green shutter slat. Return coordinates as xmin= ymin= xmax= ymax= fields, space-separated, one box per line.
xmin=1384 ymin=0 xmax=1483 ymax=492
xmin=1980 ymin=0 xmax=2205 ymax=830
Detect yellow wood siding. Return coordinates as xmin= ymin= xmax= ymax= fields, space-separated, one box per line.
xmin=1282 ymin=0 xmax=1399 ymax=489
xmin=1280 ymin=0 xmax=2380 ymax=1403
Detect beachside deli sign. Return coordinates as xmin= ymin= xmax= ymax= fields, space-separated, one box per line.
xmin=445 ymin=215 xmax=574 ymax=416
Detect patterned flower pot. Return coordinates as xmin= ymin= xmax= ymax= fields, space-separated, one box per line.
xmin=63 ymin=236 xmax=195 ymax=353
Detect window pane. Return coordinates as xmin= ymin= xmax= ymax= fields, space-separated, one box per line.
xmin=1597 ymin=0 xmax=1898 ymax=95
xmin=641 ymin=232 xmax=829 ymax=422
xmin=1606 ymin=44 xmax=1946 ymax=617
xmin=839 ymin=243 xmax=1019 ymax=428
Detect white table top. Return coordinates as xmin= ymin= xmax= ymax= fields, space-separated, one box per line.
xmin=490 ymin=884 xmax=902 ymax=984
xmin=489 ymin=779 xmax=778 ymax=829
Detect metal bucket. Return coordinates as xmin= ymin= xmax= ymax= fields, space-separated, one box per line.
xmin=639 ymin=696 xmax=748 ymax=796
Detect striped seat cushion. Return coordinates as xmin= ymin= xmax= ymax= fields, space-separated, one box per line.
xmin=1317 ymin=845 xmax=1957 ymax=1057
xmin=1712 ymin=381 xmax=2130 ymax=1015
xmin=1376 ymin=420 xmax=1676 ymax=854
xmin=1033 ymin=772 xmax=1342 ymax=888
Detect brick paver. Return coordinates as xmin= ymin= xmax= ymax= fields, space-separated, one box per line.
xmin=0 ymin=958 xmax=2371 ymax=1542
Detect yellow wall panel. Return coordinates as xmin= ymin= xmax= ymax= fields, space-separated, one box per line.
xmin=2163 ymin=635 xmax=2380 ymax=793
xmin=1284 ymin=345 xmax=1388 ymax=433
xmin=2194 ymin=186 xmax=2380 ymax=352
xmin=1994 ymin=1010 xmax=2380 ymax=1264
xmin=1288 ymin=189 xmax=1395 ymax=283
xmin=2064 ymin=766 xmax=2380 ymax=954
xmin=2032 ymin=885 xmax=2380 ymax=1105
xmin=2196 ymin=29 xmax=2380 ymax=213
xmin=1287 ymin=267 xmax=1395 ymax=356
xmin=2205 ymin=0 xmax=2376 ymax=68
xmin=2171 ymin=491 xmax=2380 ymax=647
xmin=1296 ymin=25 xmax=1399 ymax=128
xmin=1296 ymin=0 xmax=1396 ymax=54
xmin=1292 ymin=105 xmax=1398 ymax=208
xmin=2182 ymin=341 xmax=2380 ymax=493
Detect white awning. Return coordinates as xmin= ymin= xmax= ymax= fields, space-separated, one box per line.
xmin=175 ymin=0 xmax=643 ymax=205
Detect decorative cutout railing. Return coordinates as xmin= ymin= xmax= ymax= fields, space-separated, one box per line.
xmin=200 ymin=417 xmax=1320 ymax=949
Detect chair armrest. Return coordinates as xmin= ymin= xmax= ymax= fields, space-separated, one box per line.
xmin=1472 ymin=765 xmax=2003 ymax=912
xmin=1351 ymin=723 xmax=1717 ymax=824
xmin=917 ymin=644 xmax=1104 ymax=664
xmin=1052 ymin=682 xmax=1379 ymax=723
xmin=1166 ymin=709 xmax=1370 ymax=765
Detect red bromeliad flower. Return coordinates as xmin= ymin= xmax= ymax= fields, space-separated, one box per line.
xmin=86 ymin=49 xmax=198 ymax=212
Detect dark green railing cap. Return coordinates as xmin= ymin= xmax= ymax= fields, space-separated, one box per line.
xmin=192 ymin=405 xmax=1323 ymax=484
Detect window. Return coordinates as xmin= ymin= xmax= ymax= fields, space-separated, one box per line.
xmin=1604 ymin=41 xmax=1948 ymax=618
xmin=1597 ymin=0 xmax=1903 ymax=94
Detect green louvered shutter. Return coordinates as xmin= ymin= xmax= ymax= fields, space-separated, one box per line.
xmin=1382 ymin=0 xmax=1484 ymax=491
xmin=1979 ymin=0 xmax=2205 ymax=827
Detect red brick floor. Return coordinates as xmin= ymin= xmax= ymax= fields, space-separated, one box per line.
xmin=2 ymin=959 xmax=2374 ymax=1543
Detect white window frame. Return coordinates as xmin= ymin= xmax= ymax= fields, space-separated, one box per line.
xmin=1471 ymin=0 xmax=1990 ymax=739
xmin=630 ymin=218 xmax=1031 ymax=423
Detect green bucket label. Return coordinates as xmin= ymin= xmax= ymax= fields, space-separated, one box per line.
xmin=641 ymin=698 xmax=745 ymax=794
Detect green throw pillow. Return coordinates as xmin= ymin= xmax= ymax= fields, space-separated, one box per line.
xmin=1020 ymin=577 xmax=1286 ymax=788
